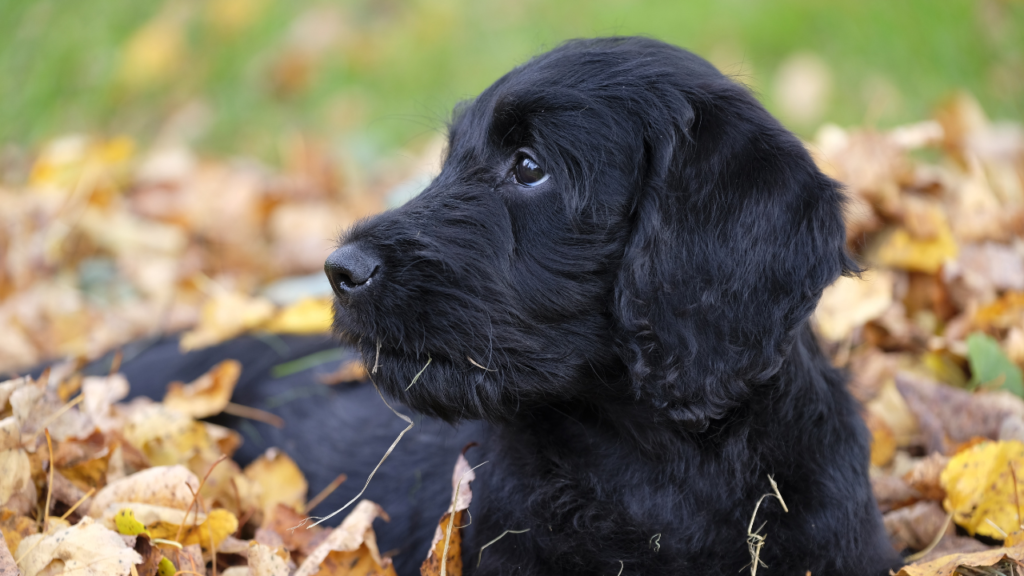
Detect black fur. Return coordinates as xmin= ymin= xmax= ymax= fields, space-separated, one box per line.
xmin=328 ymin=37 xmax=900 ymax=575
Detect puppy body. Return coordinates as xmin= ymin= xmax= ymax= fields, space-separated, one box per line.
xmin=327 ymin=37 xmax=901 ymax=575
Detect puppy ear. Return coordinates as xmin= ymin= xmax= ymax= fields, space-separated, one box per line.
xmin=613 ymin=82 xmax=857 ymax=431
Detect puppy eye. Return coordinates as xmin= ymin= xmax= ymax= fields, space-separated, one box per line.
xmin=513 ymin=154 xmax=548 ymax=187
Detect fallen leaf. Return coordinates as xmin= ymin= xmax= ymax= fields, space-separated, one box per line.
xmin=814 ymin=270 xmax=894 ymax=341
xmin=967 ymin=332 xmax=1024 ymax=397
xmin=247 ymin=541 xmax=291 ymax=576
xmin=884 ymin=501 xmax=954 ymax=552
xmin=904 ymin=452 xmax=950 ymax=501
xmin=0 ymin=509 xmax=38 ymax=557
xmin=940 ymin=440 xmax=1024 ymax=538
xmin=148 ymin=508 xmax=238 ymax=551
xmin=263 ymin=297 xmax=333 ymax=334
xmin=0 ymin=448 xmax=37 ymax=515
xmin=422 ymin=453 xmax=477 ymax=576
xmin=875 ymin=223 xmax=958 ymax=274
xmin=262 ymin=504 xmax=323 ymax=554
xmin=866 ymin=411 xmax=897 ymax=467
xmin=88 ymin=465 xmax=200 ymax=517
xmin=0 ymin=530 xmax=16 ymax=575
xmin=163 ymin=360 xmax=242 ymax=419
xmin=180 ymin=291 xmax=276 ymax=352
xmin=897 ymin=546 xmax=1024 ymax=576
xmin=16 ymin=516 xmax=143 ymax=576
xmin=294 ymin=500 xmax=395 ymax=576
xmin=244 ymin=448 xmax=308 ymax=519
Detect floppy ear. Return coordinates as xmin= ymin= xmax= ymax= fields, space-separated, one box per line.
xmin=613 ymin=82 xmax=857 ymax=431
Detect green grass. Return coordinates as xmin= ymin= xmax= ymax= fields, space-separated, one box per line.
xmin=1 ymin=0 xmax=1021 ymax=162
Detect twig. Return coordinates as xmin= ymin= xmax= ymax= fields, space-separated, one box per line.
xmin=174 ymin=455 xmax=228 ymax=543
xmin=222 ymin=402 xmax=284 ymax=428
xmin=43 ymin=429 xmax=54 ymax=526
xmin=306 ymin=473 xmax=348 ymax=512
xmin=60 ymin=487 xmax=96 ymax=520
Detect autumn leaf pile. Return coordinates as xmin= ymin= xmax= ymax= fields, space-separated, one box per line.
xmin=809 ymin=93 xmax=1024 ymax=574
xmin=0 ymin=91 xmax=1023 ymax=574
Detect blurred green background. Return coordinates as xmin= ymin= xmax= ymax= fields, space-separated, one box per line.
xmin=1 ymin=0 xmax=1022 ymax=163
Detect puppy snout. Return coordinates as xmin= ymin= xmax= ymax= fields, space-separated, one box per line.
xmin=325 ymin=244 xmax=381 ymax=301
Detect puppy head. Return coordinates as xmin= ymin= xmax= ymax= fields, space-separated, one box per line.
xmin=326 ymin=38 xmax=855 ymax=428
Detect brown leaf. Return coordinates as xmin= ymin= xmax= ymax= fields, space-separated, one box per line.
xmin=897 ymin=545 xmax=1024 ymax=576
xmin=896 ymin=373 xmax=1024 ymax=453
xmin=866 ymin=411 xmax=897 ymax=467
xmin=0 ymin=530 xmax=16 ymax=575
xmin=163 ymin=360 xmax=242 ymax=419
xmin=293 ymin=500 xmax=395 ymax=576
xmin=903 ymin=452 xmax=949 ymax=501
xmin=262 ymin=504 xmax=323 ymax=554
xmin=873 ymin=474 xmax=923 ymax=514
xmin=421 ymin=454 xmax=477 ymax=576
xmin=884 ymin=501 xmax=954 ymax=552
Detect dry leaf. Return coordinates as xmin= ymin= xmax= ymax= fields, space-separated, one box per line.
xmin=248 ymin=541 xmax=292 ymax=576
xmin=866 ymin=411 xmax=897 ymax=467
xmin=163 ymin=360 xmax=242 ymax=419
xmin=180 ymin=291 xmax=276 ymax=352
xmin=422 ymin=454 xmax=476 ymax=576
xmin=294 ymin=500 xmax=395 ymax=576
xmin=815 ymin=270 xmax=894 ymax=341
xmin=16 ymin=516 xmax=143 ymax=576
xmin=148 ymin=508 xmax=238 ymax=551
xmin=245 ymin=448 xmax=308 ymax=518
xmin=263 ymin=297 xmax=334 ymax=334
xmin=0 ymin=448 xmax=37 ymax=516
xmin=883 ymin=501 xmax=954 ymax=552
xmin=88 ymin=465 xmax=199 ymax=517
xmin=940 ymin=440 xmax=1024 ymax=538
xmin=897 ymin=546 xmax=1024 ymax=576
xmin=0 ymin=530 xmax=16 ymax=575
xmin=81 ymin=374 xmax=130 ymax=432
xmin=262 ymin=504 xmax=323 ymax=553
xmin=875 ymin=224 xmax=958 ymax=274
xmin=904 ymin=452 xmax=950 ymax=501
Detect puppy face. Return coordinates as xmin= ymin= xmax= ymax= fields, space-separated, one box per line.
xmin=327 ymin=38 xmax=854 ymax=428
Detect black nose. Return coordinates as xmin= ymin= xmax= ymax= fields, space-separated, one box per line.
xmin=325 ymin=244 xmax=381 ymax=301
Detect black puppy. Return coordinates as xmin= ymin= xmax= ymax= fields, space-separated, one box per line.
xmin=325 ymin=37 xmax=900 ymax=575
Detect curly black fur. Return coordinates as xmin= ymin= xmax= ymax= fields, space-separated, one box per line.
xmin=327 ymin=37 xmax=901 ymax=575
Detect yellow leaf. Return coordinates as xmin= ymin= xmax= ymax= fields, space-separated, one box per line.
xmin=180 ymin=291 xmax=276 ymax=351
xmin=263 ymin=297 xmax=334 ymax=335
xmin=163 ymin=359 xmax=242 ymax=419
xmin=244 ymin=448 xmax=308 ymax=518
xmin=814 ymin=271 xmax=894 ymax=341
xmin=114 ymin=508 xmax=150 ymax=537
xmin=149 ymin=509 xmax=238 ymax=551
xmin=940 ymin=440 xmax=1024 ymax=538
xmin=876 ymin=224 xmax=959 ymax=274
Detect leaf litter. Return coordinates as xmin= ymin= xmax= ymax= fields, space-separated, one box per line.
xmin=0 ymin=91 xmax=1022 ymax=573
